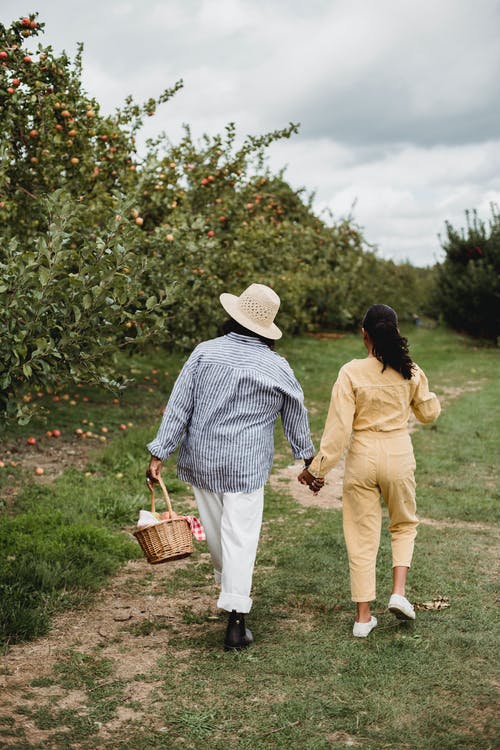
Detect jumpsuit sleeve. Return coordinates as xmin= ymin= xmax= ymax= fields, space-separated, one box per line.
xmin=280 ymin=363 xmax=315 ymax=460
xmin=308 ymin=366 xmax=356 ymax=478
xmin=410 ymin=366 xmax=441 ymax=424
xmin=146 ymin=350 xmax=200 ymax=460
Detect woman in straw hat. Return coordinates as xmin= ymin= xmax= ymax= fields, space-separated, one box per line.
xmin=147 ymin=283 xmax=314 ymax=650
xmin=298 ymin=304 xmax=441 ymax=637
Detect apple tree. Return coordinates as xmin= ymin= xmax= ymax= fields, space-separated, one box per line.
xmin=0 ymin=13 xmax=182 ymax=242
xmin=434 ymin=206 xmax=500 ymax=342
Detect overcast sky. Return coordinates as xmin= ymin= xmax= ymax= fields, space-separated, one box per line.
xmin=2 ymin=0 xmax=500 ymax=266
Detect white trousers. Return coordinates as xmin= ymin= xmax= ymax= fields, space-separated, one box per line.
xmin=192 ymin=486 xmax=264 ymax=613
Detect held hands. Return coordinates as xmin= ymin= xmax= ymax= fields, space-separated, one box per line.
xmin=146 ymin=456 xmax=163 ymax=487
xmin=298 ymin=467 xmax=325 ymax=494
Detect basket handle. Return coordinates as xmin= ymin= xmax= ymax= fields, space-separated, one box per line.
xmin=149 ymin=475 xmax=174 ymax=519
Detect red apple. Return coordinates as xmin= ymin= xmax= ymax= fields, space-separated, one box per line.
xmin=0 ymin=52 xmax=8 ymax=60
xmin=51 ymin=429 xmax=61 ymax=437
xmin=7 ymin=87 xmax=15 ymax=95
xmin=119 ymin=423 xmax=127 ymax=430
xmin=29 ymin=129 xmax=39 ymax=138
xmin=21 ymin=17 xmax=31 ymax=27
xmin=23 ymin=55 xmax=32 ymax=63
xmin=12 ymin=78 xmax=20 ymax=86
xmin=207 ymin=230 xmax=215 ymax=237
xmin=26 ymin=436 xmax=37 ymax=445
xmin=201 ymin=177 xmax=209 ymax=186
xmin=34 ymin=467 xmax=44 ymax=476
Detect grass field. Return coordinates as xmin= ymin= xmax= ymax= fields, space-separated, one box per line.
xmin=0 ymin=326 xmax=498 ymax=749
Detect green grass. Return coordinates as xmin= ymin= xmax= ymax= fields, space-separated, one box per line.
xmin=0 ymin=326 xmax=498 ymax=749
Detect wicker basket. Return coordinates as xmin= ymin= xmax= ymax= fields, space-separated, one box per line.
xmin=133 ymin=476 xmax=193 ymax=564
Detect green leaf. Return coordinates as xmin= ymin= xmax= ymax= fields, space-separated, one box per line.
xmin=39 ymin=267 xmax=50 ymax=286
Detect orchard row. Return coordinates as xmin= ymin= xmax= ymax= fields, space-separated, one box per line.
xmin=0 ymin=14 xmax=449 ymax=424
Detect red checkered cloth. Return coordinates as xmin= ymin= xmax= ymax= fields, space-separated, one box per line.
xmin=184 ymin=516 xmax=206 ymax=541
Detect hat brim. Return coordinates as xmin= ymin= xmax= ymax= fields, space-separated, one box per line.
xmin=220 ymin=293 xmax=282 ymax=340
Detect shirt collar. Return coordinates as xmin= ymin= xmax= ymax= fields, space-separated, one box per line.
xmin=226 ymin=332 xmax=266 ymax=347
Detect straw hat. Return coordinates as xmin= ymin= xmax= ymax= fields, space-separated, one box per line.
xmin=220 ymin=283 xmax=282 ymax=340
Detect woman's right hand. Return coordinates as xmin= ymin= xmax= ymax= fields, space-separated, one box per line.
xmin=298 ymin=468 xmax=325 ymax=494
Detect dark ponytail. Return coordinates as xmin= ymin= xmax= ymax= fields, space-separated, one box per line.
xmin=362 ymin=304 xmax=415 ymax=380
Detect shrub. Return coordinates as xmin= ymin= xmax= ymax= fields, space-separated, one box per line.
xmin=0 ymin=190 xmax=170 ymax=422
xmin=434 ymin=206 xmax=500 ymax=342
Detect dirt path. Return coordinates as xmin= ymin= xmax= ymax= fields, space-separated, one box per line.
xmin=269 ymin=460 xmax=344 ymax=510
xmin=1 ymin=552 xmax=218 ymax=746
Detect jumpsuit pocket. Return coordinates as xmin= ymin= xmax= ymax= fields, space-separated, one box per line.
xmin=344 ymin=447 xmax=376 ymax=489
xmin=384 ymin=436 xmax=416 ymax=480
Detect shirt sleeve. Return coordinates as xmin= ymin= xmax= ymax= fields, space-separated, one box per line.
xmin=279 ymin=363 xmax=315 ymax=460
xmin=146 ymin=350 xmax=199 ymax=460
xmin=410 ymin=366 xmax=441 ymax=424
xmin=308 ymin=366 xmax=356 ymax=478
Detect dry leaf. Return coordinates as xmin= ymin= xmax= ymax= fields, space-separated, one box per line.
xmin=414 ymin=596 xmax=450 ymax=611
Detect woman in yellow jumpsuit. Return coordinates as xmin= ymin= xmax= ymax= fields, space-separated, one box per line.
xmin=299 ymin=304 xmax=441 ymax=637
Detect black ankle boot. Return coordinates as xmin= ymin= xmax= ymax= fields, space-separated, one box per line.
xmin=223 ymin=609 xmax=254 ymax=651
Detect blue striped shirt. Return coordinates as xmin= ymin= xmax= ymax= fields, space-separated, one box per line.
xmin=147 ymin=332 xmax=314 ymax=492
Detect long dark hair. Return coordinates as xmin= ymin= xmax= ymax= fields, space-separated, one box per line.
xmin=362 ymin=304 xmax=415 ymax=380
xmin=220 ymin=318 xmax=275 ymax=350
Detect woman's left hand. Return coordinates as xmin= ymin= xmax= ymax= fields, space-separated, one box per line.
xmin=146 ymin=456 xmax=163 ymax=486
xmin=298 ymin=468 xmax=325 ymax=493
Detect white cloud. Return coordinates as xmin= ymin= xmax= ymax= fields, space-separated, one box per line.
xmin=268 ymin=138 xmax=500 ymax=265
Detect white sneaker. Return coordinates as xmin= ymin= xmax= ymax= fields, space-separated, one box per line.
xmin=352 ymin=616 xmax=377 ymax=638
xmin=388 ymin=594 xmax=416 ymax=621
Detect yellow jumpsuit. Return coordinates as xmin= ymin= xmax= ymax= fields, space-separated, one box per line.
xmin=308 ymin=356 xmax=441 ymax=602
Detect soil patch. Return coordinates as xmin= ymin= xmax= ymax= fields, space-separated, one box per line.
xmin=0 ymin=553 xmax=219 ymax=744
xmin=0 ymin=436 xmax=94 ymax=507
xmin=269 ymin=460 xmax=343 ymax=510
